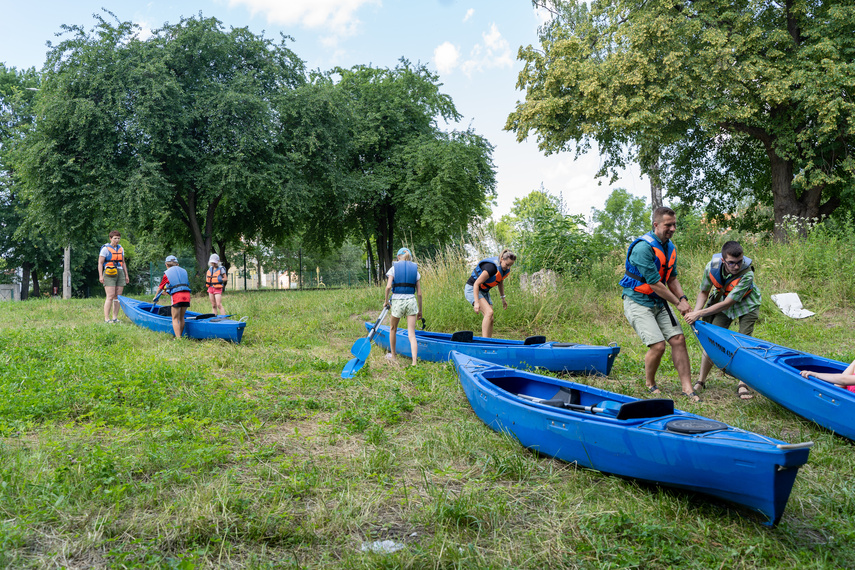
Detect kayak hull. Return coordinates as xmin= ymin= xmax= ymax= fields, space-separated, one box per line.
xmin=118 ymin=295 xmax=245 ymax=343
xmin=692 ymin=320 xmax=855 ymax=440
xmin=366 ymin=323 xmax=619 ymax=374
xmin=452 ymin=351 xmax=812 ymax=526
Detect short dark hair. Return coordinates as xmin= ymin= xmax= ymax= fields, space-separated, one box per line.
xmin=721 ymin=241 xmax=743 ymax=259
xmin=109 ymin=230 xmax=121 ymax=239
xmin=652 ymin=207 xmax=675 ymax=224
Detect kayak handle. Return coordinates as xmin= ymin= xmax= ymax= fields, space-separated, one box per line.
xmin=239 ymin=316 xmax=249 ymax=323
xmin=775 ymin=442 xmax=814 ymax=450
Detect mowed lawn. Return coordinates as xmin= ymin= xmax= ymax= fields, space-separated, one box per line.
xmin=1 ymin=281 xmax=854 ymax=569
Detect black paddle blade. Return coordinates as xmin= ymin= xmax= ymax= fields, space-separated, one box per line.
xmin=615 ymin=399 xmax=675 ymax=420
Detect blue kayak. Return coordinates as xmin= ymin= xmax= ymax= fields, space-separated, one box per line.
xmin=452 ymin=351 xmax=812 ymax=526
xmin=692 ymin=320 xmax=855 ymax=441
xmin=118 ymin=295 xmax=246 ymax=343
xmin=365 ymin=323 xmax=619 ymax=375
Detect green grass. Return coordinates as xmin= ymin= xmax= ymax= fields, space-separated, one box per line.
xmin=1 ymin=237 xmax=855 ymax=568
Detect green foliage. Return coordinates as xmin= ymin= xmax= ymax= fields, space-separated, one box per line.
xmin=591 ymin=188 xmax=652 ymax=250
xmin=13 ymin=13 xmax=308 ymax=273
xmin=510 ymin=0 xmax=855 ymax=238
xmin=501 ymin=188 xmax=595 ymax=276
xmin=303 ymin=61 xmax=496 ymax=276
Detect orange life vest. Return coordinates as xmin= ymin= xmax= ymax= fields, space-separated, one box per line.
xmin=103 ymin=245 xmax=124 ymax=269
xmin=619 ymin=233 xmax=676 ymax=298
xmin=206 ymin=266 xmax=226 ymax=291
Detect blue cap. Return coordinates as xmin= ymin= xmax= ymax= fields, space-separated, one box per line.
xmin=397 ymin=247 xmax=411 ymax=257
xmin=165 ymin=255 xmax=178 ymax=264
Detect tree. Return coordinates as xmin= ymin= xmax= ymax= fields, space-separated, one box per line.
xmin=591 ymin=188 xmax=651 ymax=249
xmin=508 ymin=0 xmax=855 ymax=240
xmin=502 ymin=188 xmax=591 ymax=276
xmin=0 ymin=64 xmax=65 ymax=299
xmin=13 ymin=12 xmax=308 ymax=273
xmin=306 ymin=61 xmax=497 ymax=278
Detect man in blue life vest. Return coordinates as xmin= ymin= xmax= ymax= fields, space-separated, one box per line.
xmin=619 ymin=207 xmax=696 ymax=402
xmin=684 ymin=240 xmax=762 ymax=400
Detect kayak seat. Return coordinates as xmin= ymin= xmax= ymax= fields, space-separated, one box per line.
xmin=615 ymin=399 xmax=674 ymax=420
xmin=534 ymin=386 xmax=581 ymax=408
xmin=157 ymin=306 xmax=172 ymax=316
xmin=524 ymin=335 xmax=547 ymax=345
xmin=451 ymin=330 xmax=474 ymax=343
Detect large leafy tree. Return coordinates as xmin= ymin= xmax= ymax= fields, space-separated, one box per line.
xmin=508 ymin=0 xmax=855 ymax=240
xmin=305 ymin=61 xmax=497 ymax=277
xmin=14 ymin=12 xmax=308 ymax=273
xmin=0 ymin=64 xmax=64 ymax=298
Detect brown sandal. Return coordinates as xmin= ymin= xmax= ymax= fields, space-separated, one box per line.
xmin=737 ymin=383 xmax=753 ymax=400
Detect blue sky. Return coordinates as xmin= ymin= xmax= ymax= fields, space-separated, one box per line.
xmin=0 ymin=0 xmax=648 ymax=219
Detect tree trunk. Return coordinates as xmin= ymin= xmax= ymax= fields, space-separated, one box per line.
xmin=375 ymin=205 xmax=395 ymax=277
xmin=649 ymin=152 xmax=663 ymax=211
xmin=176 ymin=188 xmax=221 ymax=277
xmin=31 ymin=269 xmax=40 ymax=298
xmin=365 ymin=238 xmax=375 ymax=285
xmin=20 ymin=261 xmax=31 ymax=301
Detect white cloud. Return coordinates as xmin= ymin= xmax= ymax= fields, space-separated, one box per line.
xmin=463 ymin=8 xmax=475 ymax=22
xmin=228 ymin=0 xmax=380 ymax=40
xmin=433 ymin=42 xmax=460 ymax=74
xmin=460 ymin=23 xmax=513 ymax=77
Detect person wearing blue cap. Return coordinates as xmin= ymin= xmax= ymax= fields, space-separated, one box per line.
xmin=155 ymin=255 xmax=192 ymax=338
xmin=383 ymin=247 xmax=423 ymax=365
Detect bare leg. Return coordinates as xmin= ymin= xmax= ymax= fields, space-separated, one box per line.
xmin=103 ymin=286 xmax=116 ymax=321
xmin=171 ymin=306 xmax=188 ymax=338
xmin=645 ymin=341 xmax=666 ymax=390
xmin=389 ymin=315 xmax=400 ymax=357
xmin=113 ymin=286 xmax=124 ymax=320
xmin=695 ymin=351 xmax=714 ymax=392
xmin=214 ymin=294 xmax=225 ymax=315
xmin=209 ymin=292 xmax=217 ymax=312
xmin=668 ymin=334 xmax=694 ymax=395
xmin=481 ymin=303 xmax=495 ymax=338
xmin=407 ymin=314 xmax=418 ymax=365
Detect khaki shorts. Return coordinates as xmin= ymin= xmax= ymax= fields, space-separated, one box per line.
xmin=702 ymin=307 xmax=759 ymax=336
xmin=623 ymin=296 xmax=684 ymax=346
xmin=390 ymin=297 xmax=418 ymax=319
xmin=103 ymin=271 xmax=127 ymax=288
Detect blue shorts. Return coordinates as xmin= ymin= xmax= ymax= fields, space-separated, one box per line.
xmin=464 ymin=283 xmax=491 ymax=306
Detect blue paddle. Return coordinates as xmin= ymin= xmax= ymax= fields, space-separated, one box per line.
xmin=150 ymin=291 xmax=162 ymax=314
xmin=341 ymin=305 xmax=389 ymax=379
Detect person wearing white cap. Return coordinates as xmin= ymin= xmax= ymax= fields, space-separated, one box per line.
xmin=205 ymin=253 xmax=228 ymax=316
xmin=155 ymin=255 xmax=192 ymax=338
xmin=383 ymin=247 xmax=423 ymax=366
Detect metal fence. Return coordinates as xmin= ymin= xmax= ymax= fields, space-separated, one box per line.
xmin=146 ymin=259 xmax=371 ymax=293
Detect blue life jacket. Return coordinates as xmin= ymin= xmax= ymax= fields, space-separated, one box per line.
xmin=391 ymin=260 xmax=417 ymax=295
xmin=164 ymin=266 xmax=191 ymax=295
xmin=618 ymin=232 xmax=676 ymax=299
xmin=471 ymin=257 xmax=510 ymax=291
